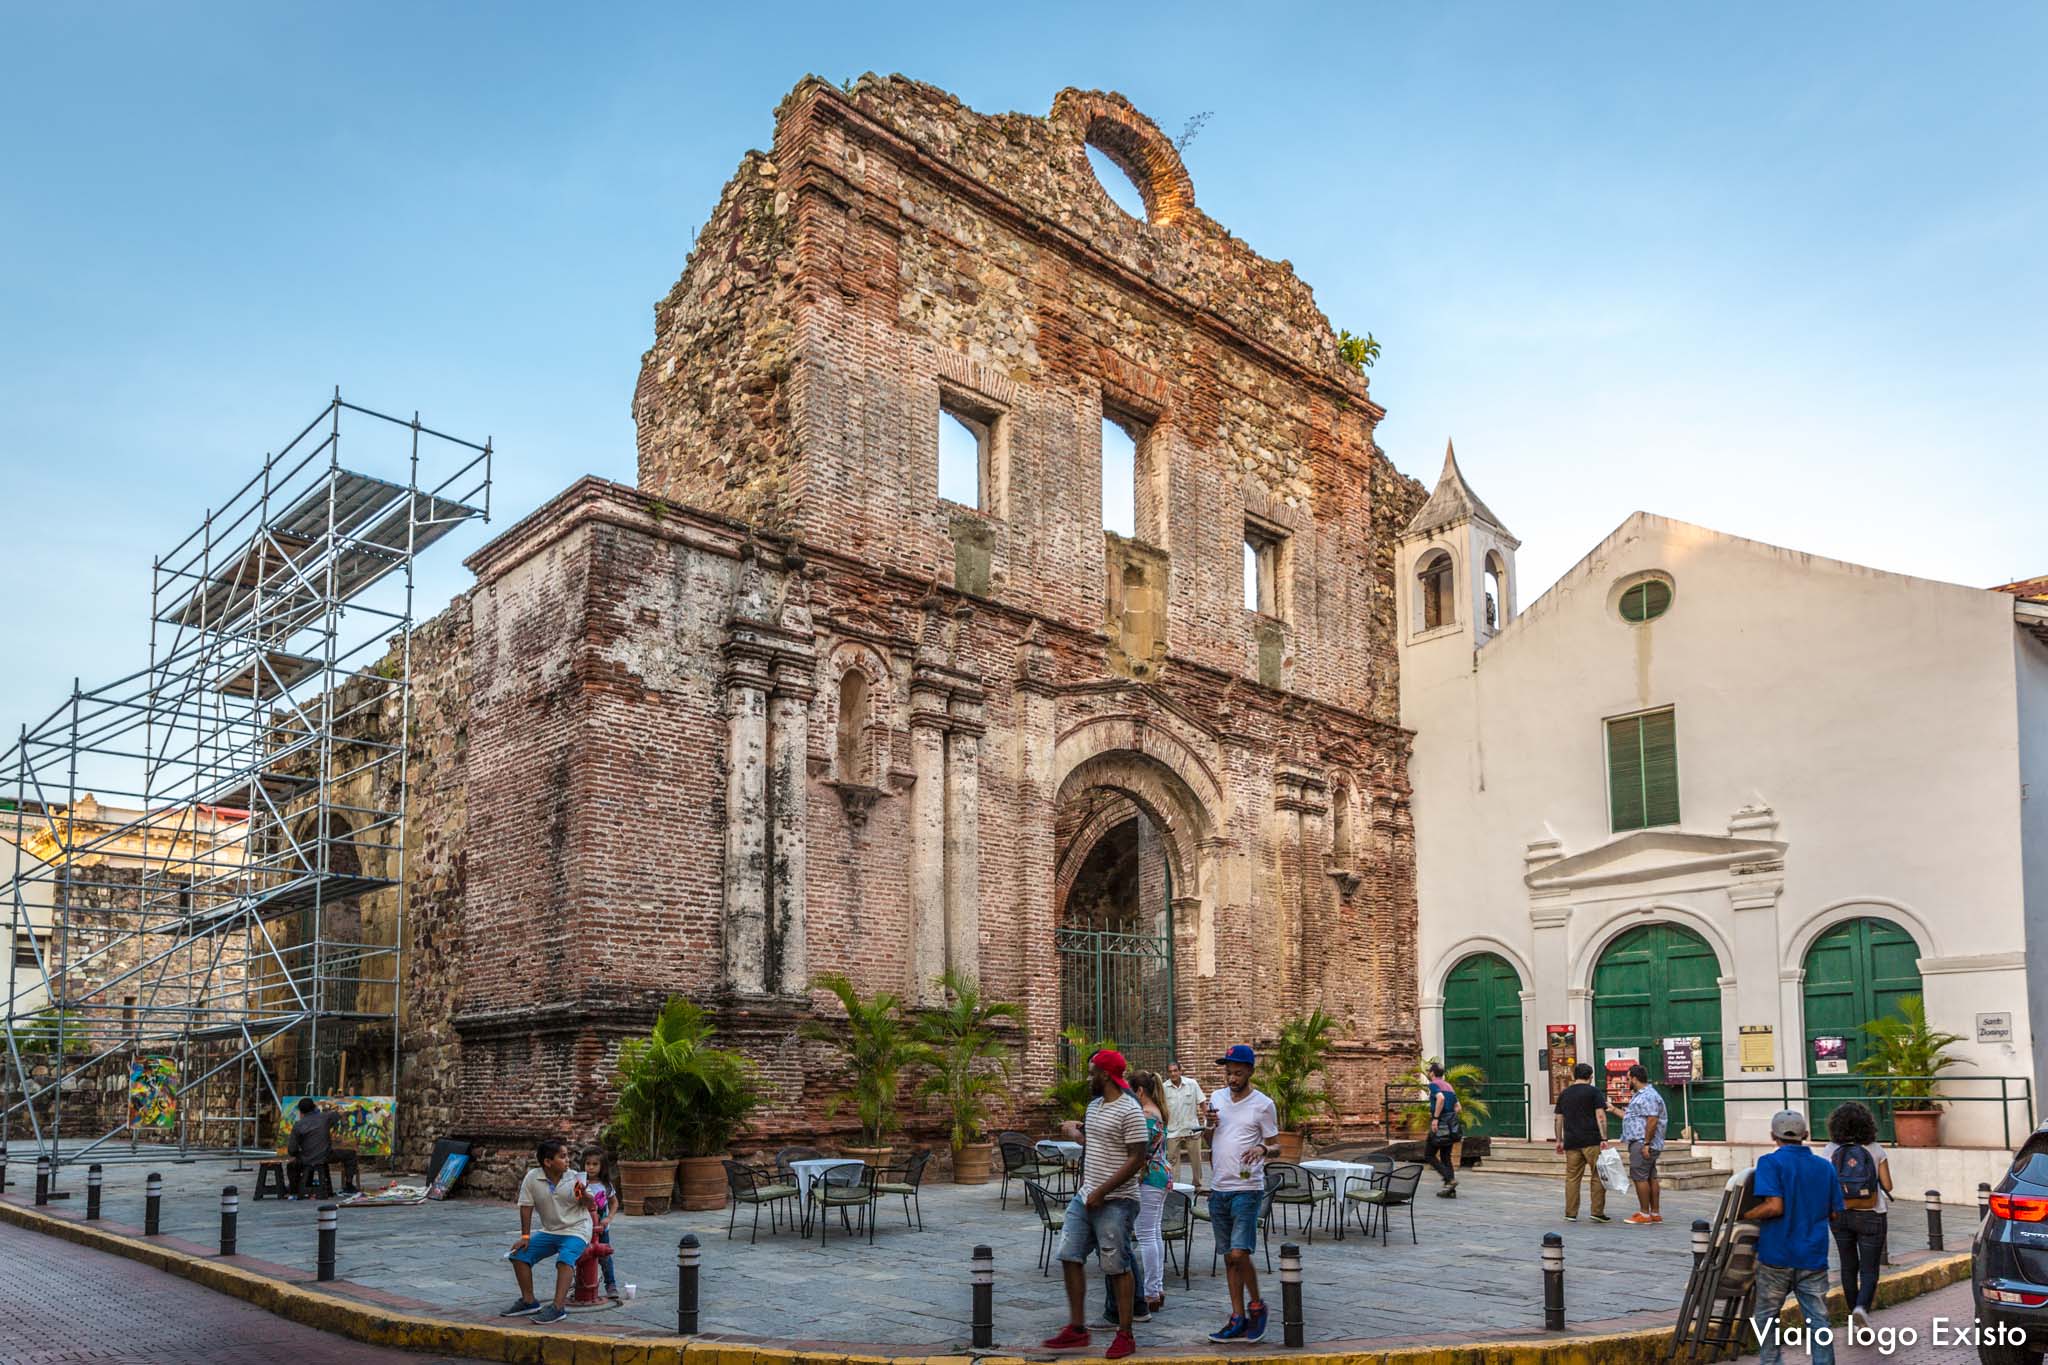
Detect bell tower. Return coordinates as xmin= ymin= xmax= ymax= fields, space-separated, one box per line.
xmin=1395 ymin=440 xmax=1519 ymax=708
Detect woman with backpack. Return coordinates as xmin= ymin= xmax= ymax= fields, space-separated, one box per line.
xmin=1821 ymin=1102 xmax=1893 ymax=1332
xmin=1424 ymin=1062 xmax=1461 ymax=1198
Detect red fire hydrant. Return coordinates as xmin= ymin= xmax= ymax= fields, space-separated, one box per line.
xmin=572 ymin=1241 xmax=615 ymax=1305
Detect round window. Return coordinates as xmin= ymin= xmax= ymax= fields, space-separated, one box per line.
xmin=1619 ymin=577 xmax=1673 ymax=623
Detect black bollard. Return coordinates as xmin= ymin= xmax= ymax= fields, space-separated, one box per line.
xmin=1690 ymin=1218 xmax=1710 ymax=1271
xmin=86 ymin=1164 xmax=102 ymax=1220
xmin=35 ymin=1155 xmax=50 ymax=1205
xmin=971 ymin=1244 xmax=994 ymax=1349
xmin=677 ymin=1232 xmax=701 ymax=1335
xmin=1926 ymin=1190 xmax=1943 ymax=1251
xmin=1280 ymin=1242 xmax=1305 ymax=1348
xmin=220 ymin=1184 xmax=239 ymax=1256
xmin=317 ymin=1203 xmax=338 ymax=1281
xmin=145 ymin=1171 xmax=162 ymax=1235
xmin=1542 ymin=1233 xmax=1565 ymax=1331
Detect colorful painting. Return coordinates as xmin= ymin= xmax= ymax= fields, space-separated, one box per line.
xmin=128 ymin=1056 xmax=178 ymax=1129
xmin=279 ymin=1095 xmax=395 ymax=1157
xmin=426 ymin=1151 xmax=468 ymax=1201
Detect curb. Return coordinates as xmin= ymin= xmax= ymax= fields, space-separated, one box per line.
xmin=0 ymin=1196 xmax=1973 ymax=1365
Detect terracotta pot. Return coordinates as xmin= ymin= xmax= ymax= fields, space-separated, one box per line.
xmin=617 ymin=1159 xmax=678 ymax=1216
xmin=1892 ymin=1108 xmax=1941 ymax=1149
xmin=842 ymin=1144 xmax=894 ymax=1163
xmin=677 ymin=1154 xmax=728 ymax=1211
xmin=953 ymin=1141 xmax=993 ymax=1184
xmin=1274 ymin=1130 xmax=1306 ymax=1162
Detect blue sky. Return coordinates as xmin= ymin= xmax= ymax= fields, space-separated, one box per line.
xmin=2 ymin=4 xmax=2042 ymax=735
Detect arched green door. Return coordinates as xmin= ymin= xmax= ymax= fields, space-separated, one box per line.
xmin=1803 ymin=917 xmax=1922 ymax=1142
xmin=1591 ymin=923 xmax=1725 ymax=1139
xmin=1443 ymin=952 xmax=1528 ymax=1137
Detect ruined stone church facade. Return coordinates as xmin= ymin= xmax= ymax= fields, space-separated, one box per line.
xmin=391 ymin=76 xmax=1426 ymax=1186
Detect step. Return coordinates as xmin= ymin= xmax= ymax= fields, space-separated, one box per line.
xmin=1473 ymin=1140 xmax=1728 ymax=1190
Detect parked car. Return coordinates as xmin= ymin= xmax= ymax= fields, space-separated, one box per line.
xmin=1975 ymin=1121 xmax=2048 ymax=1363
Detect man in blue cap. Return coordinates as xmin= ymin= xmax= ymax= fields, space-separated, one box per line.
xmin=1204 ymin=1043 xmax=1278 ymax=1343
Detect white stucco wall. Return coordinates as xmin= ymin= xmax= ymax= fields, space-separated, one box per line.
xmin=1400 ymin=512 xmax=2035 ymax=1148
xmin=2017 ymin=625 xmax=2048 ymax=1106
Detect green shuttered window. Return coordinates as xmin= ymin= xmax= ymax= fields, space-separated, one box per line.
xmin=1607 ymin=709 xmax=1679 ymax=831
xmin=1620 ymin=578 xmax=1673 ymax=622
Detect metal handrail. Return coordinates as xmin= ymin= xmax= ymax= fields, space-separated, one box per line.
xmin=1379 ymin=1081 xmax=1535 ymax=1139
xmin=1715 ymin=1074 xmax=2036 ymax=1149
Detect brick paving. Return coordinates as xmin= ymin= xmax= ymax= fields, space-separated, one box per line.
xmin=0 ymin=1205 xmax=481 ymax=1364
xmin=3 ymin=1158 xmax=1954 ymax=1353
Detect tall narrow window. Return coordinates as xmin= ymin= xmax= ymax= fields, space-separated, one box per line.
xmin=1606 ymin=708 xmax=1679 ymax=832
xmin=836 ymin=670 xmax=872 ymax=785
xmin=1484 ymin=552 xmax=1507 ymax=631
xmin=1244 ymin=522 xmax=1285 ymax=617
xmin=1102 ymin=416 xmax=1137 ymax=538
xmin=1330 ymin=783 xmax=1353 ymax=864
xmin=1417 ymin=550 xmax=1455 ymax=631
xmin=938 ymin=407 xmax=985 ymax=508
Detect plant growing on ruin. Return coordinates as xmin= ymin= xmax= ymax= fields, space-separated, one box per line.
xmin=1337 ymin=329 xmax=1380 ymax=372
xmin=913 ymin=970 xmax=1022 ymax=1150
xmin=1395 ymin=1059 xmax=1493 ymax=1133
xmin=609 ymin=996 xmax=759 ymax=1160
xmin=1046 ymin=1024 xmax=1119 ymax=1121
xmin=1856 ymin=995 xmax=1964 ymax=1108
xmin=804 ymin=973 xmax=934 ymax=1147
xmin=1266 ymin=1007 xmax=1338 ymax=1132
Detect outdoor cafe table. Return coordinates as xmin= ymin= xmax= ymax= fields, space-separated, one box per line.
xmin=1037 ymin=1139 xmax=1083 ymax=1176
xmin=1300 ymin=1158 xmax=1381 ymax=1236
xmin=789 ymin=1156 xmax=865 ymax=1217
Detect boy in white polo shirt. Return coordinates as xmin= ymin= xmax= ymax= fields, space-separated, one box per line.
xmin=501 ymin=1137 xmax=593 ymax=1325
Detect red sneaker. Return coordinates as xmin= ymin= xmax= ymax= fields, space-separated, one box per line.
xmin=1043 ymin=1325 xmax=1092 ymax=1350
xmin=1105 ymin=1330 xmax=1136 ymax=1359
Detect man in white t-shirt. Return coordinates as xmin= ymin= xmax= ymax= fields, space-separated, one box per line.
xmin=1204 ymin=1043 xmax=1279 ymax=1345
xmin=1041 ymin=1049 xmax=1151 ymax=1360
xmin=1161 ymin=1060 xmax=1206 ymax=1189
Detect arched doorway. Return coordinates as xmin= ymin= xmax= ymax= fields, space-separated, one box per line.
xmin=1591 ymin=922 xmax=1725 ymax=1139
xmin=1056 ymin=793 xmax=1174 ymax=1070
xmin=1803 ymin=917 xmax=1923 ymax=1141
xmin=1442 ymin=952 xmax=1527 ymax=1137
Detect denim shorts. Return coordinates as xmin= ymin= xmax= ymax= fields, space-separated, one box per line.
xmin=511 ymin=1230 xmax=587 ymax=1266
xmin=1057 ymin=1194 xmax=1139 ymax=1274
xmin=1209 ymin=1189 xmax=1266 ymax=1255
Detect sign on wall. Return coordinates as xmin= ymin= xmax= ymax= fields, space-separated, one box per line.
xmin=1547 ymin=1024 xmax=1578 ymax=1104
xmin=1978 ymin=1012 xmax=2014 ymax=1044
xmin=1604 ymin=1046 xmax=1640 ymax=1108
xmin=1812 ymin=1036 xmax=1848 ymax=1075
xmin=1739 ymin=1025 xmax=1775 ymax=1073
xmin=1662 ymin=1035 xmax=1701 ymax=1085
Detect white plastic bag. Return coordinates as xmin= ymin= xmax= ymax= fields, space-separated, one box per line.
xmin=1597 ymin=1146 xmax=1631 ymax=1195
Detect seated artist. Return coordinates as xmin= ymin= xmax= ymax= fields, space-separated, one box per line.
xmin=287 ymin=1097 xmax=362 ymax=1197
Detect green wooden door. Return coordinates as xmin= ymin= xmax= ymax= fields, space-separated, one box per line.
xmin=1591 ymin=922 xmax=1725 ymax=1139
xmin=1803 ymin=917 xmax=1922 ymax=1142
xmin=1443 ymin=952 xmax=1528 ymax=1137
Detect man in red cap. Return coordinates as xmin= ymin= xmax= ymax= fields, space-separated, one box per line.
xmin=1042 ymin=1049 xmax=1151 ymax=1359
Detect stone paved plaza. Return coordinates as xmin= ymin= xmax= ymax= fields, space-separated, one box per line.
xmin=4 ymin=1156 xmax=1940 ymax=1352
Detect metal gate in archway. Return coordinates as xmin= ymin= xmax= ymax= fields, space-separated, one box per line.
xmin=1058 ymin=925 xmax=1176 ymax=1074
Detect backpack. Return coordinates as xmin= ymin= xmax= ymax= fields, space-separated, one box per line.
xmin=1832 ymin=1143 xmax=1879 ymax=1209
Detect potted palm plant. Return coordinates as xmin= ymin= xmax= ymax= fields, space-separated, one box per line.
xmin=1046 ymin=1025 xmax=1116 ymax=1121
xmin=914 ymin=969 xmax=1022 ymax=1183
xmin=804 ymin=973 xmax=932 ymax=1160
xmin=1856 ymin=995 xmax=1964 ymax=1149
xmin=1266 ymin=1008 xmax=1338 ymax=1160
xmin=608 ymin=996 xmax=760 ymax=1213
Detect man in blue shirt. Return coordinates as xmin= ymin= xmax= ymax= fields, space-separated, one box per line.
xmin=1746 ymin=1109 xmax=1845 ymax=1365
xmin=1605 ymin=1063 xmax=1668 ymax=1224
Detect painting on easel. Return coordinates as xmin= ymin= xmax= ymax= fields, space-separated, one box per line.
xmin=128 ymin=1056 xmax=178 ymax=1129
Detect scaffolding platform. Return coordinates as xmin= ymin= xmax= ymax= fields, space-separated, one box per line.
xmin=3 ymin=392 xmax=489 ymax=1171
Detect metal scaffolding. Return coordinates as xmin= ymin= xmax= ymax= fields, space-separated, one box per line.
xmin=2 ymin=393 xmax=488 ymax=1173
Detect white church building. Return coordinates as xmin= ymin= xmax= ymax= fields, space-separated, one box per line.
xmin=1397 ymin=444 xmax=2048 ymax=1158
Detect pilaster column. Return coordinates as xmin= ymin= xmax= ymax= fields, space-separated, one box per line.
xmin=722 ymin=642 xmax=773 ymax=995
xmin=944 ymin=689 xmax=985 ymax=987
xmin=768 ymin=660 xmax=816 ymax=995
xmin=909 ymin=678 xmax=950 ymax=1006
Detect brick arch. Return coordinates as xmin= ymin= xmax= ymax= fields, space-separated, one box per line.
xmin=1052 ymin=720 xmax=1223 ymax=912
xmin=1051 ymin=90 xmax=1197 ymax=228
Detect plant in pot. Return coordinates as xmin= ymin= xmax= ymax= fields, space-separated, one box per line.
xmin=1046 ymin=1024 xmax=1117 ymax=1121
xmin=913 ymin=969 xmax=1022 ymax=1184
xmin=1266 ymin=1008 xmax=1337 ymax=1160
xmin=1396 ymin=1060 xmax=1492 ymax=1165
xmin=609 ymin=996 xmax=759 ymax=1213
xmin=1855 ymin=994 xmax=1964 ymax=1149
xmin=804 ymin=972 xmax=933 ymax=1160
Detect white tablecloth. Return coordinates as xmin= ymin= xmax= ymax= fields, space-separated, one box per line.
xmin=789 ymin=1157 xmax=865 ymax=1215
xmin=1037 ymin=1140 xmax=1083 ymax=1165
xmin=1300 ymin=1158 xmax=1381 ymax=1195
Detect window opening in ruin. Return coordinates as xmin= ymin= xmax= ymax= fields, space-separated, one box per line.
xmin=836 ymin=670 xmax=873 ymax=785
xmin=938 ymin=406 xmax=985 ymax=509
xmin=1330 ymin=783 xmax=1353 ymax=864
xmin=1085 ymin=143 xmax=1149 ymax=221
xmin=1244 ymin=521 xmax=1285 ymax=618
xmin=1417 ymin=549 xmax=1455 ymax=631
xmin=1484 ymin=552 xmax=1507 ymax=631
xmin=1102 ymin=416 xmax=1137 ymax=538
xmin=12 ymin=931 xmax=43 ymax=969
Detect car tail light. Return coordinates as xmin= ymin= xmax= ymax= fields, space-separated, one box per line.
xmin=1986 ymin=1287 xmax=2048 ymax=1306
xmin=1991 ymin=1194 xmax=2048 ymax=1222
